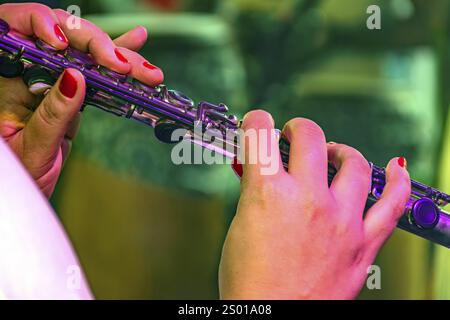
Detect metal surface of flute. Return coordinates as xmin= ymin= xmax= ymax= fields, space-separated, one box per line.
xmin=0 ymin=18 xmax=449 ymax=248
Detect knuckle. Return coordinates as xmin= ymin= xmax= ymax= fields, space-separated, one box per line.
xmin=53 ymin=8 xmax=65 ymax=14
xmin=101 ymin=52 xmax=119 ymax=65
xmin=257 ymin=177 xmax=280 ymax=198
xmin=340 ymin=145 xmax=371 ymax=175
xmin=301 ymin=192 xmax=330 ymax=219
xmin=53 ymin=9 xmax=70 ymax=26
xmin=100 ymin=30 xmax=112 ymax=40
xmin=390 ymin=198 xmax=407 ymax=218
xmin=87 ymin=28 xmax=113 ymax=43
xmin=53 ymin=8 xmax=68 ymax=17
xmin=39 ymin=95 xmax=61 ymax=126
xmin=333 ymin=222 xmax=348 ymax=235
xmin=354 ymin=158 xmax=372 ymax=179
xmin=243 ymin=176 xmax=282 ymax=208
xmin=30 ymin=3 xmax=53 ymax=15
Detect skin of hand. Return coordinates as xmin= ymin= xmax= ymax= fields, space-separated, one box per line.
xmin=0 ymin=3 xmax=164 ymax=197
xmin=219 ymin=110 xmax=411 ymax=300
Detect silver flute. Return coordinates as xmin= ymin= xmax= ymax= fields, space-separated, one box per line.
xmin=0 ymin=18 xmax=449 ymax=248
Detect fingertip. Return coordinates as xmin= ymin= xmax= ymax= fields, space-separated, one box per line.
xmin=385 ymin=157 xmax=410 ymax=181
xmin=113 ymin=26 xmax=148 ymax=51
xmin=141 ymin=61 xmax=164 ymax=86
xmin=29 ymin=15 xmax=68 ymax=50
xmin=242 ymin=109 xmax=275 ymax=130
xmin=114 ymin=48 xmax=128 ymax=64
xmin=57 ymin=68 xmax=85 ymax=102
xmin=380 ymin=157 xmax=411 ymax=207
xmin=397 ymin=156 xmax=407 ymax=169
xmin=282 ymin=117 xmax=325 ymax=144
xmin=67 ymin=68 xmax=86 ymax=92
xmin=112 ymin=48 xmax=132 ymax=73
xmin=135 ymin=25 xmax=148 ymax=41
xmin=243 ymin=109 xmax=273 ymax=121
xmin=132 ymin=26 xmax=149 ymax=50
xmin=25 ymin=4 xmax=67 ymax=50
xmin=44 ymin=35 xmax=68 ymax=51
xmin=52 ymin=23 xmax=69 ymax=48
xmin=151 ymin=68 xmax=164 ymax=86
xmin=64 ymin=68 xmax=84 ymax=81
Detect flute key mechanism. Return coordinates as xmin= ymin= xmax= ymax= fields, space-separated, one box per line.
xmin=154 ymin=118 xmax=184 ymax=144
xmin=0 ymin=51 xmax=24 ymax=78
xmin=0 ymin=42 xmax=24 ymax=78
xmin=0 ymin=18 xmax=449 ymax=248
xmin=22 ymin=65 xmax=54 ymax=95
xmin=409 ymin=198 xmax=440 ymax=229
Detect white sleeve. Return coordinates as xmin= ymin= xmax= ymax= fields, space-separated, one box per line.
xmin=0 ymin=137 xmax=93 ymax=299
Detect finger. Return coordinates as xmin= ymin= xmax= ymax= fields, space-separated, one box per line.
xmin=240 ymin=110 xmax=283 ymax=181
xmin=113 ymin=26 xmax=148 ymax=51
xmin=114 ymin=47 xmax=164 ymax=87
xmin=21 ymin=68 xmax=85 ymax=177
xmin=328 ymin=142 xmax=372 ymax=214
xmin=53 ymin=9 xmax=131 ymax=74
xmin=364 ymin=157 xmax=410 ymax=253
xmin=0 ymin=3 xmax=68 ymax=50
xmin=281 ymin=118 xmax=328 ymax=188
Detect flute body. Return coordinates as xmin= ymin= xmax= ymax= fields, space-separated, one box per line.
xmin=0 ymin=19 xmax=449 ymax=248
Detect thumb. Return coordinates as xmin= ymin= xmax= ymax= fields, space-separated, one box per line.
xmin=22 ymin=68 xmax=85 ymax=171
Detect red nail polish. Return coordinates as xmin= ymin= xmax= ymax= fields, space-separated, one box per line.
xmin=143 ymin=61 xmax=159 ymax=70
xmin=231 ymin=157 xmax=243 ymax=178
xmin=59 ymin=70 xmax=77 ymax=98
xmin=114 ymin=48 xmax=128 ymax=64
xmin=398 ymin=157 xmax=407 ymax=168
xmin=54 ymin=24 xmax=68 ymax=43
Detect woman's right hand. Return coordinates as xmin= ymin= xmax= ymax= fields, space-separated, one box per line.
xmin=220 ymin=111 xmax=411 ymax=299
xmin=0 ymin=3 xmax=164 ymax=197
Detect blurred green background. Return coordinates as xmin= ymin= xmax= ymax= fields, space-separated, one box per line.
xmin=4 ymin=0 xmax=450 ymax=299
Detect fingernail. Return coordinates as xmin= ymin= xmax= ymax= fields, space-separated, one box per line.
xmin=54 ymin=24 xmax=68 ymax=43
xmin=398 ymin=157 xmax=407 ymax=168
xmin=328 ymin=141 xmax=336 ymax=145
xmin=231 ymin=157 xmax=243 ymax=178
xmin=114 ymin=48 xmax=129 ymax=64
xmin=59 ymin=70 xmax=77 ymax=98
xmin=143 ymin=61 xmax=159 ymax=70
